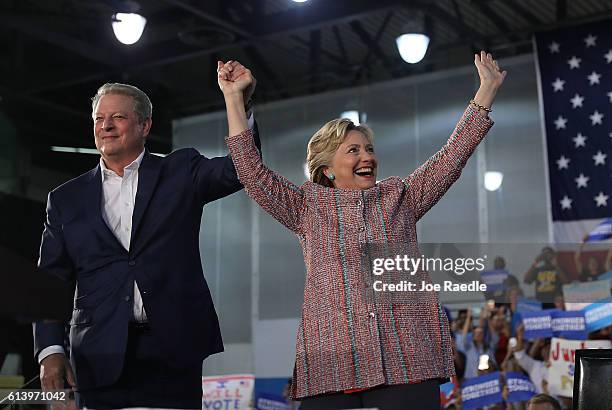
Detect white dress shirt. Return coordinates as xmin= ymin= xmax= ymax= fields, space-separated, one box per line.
xmin=38 ymin=115 xmax=255 ymax=364
xmin=39 ymin=150 xmax=147 ymax=362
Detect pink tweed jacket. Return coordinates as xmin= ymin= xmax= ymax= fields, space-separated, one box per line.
xmin=226 ymin=105 xmax=493 ymax=399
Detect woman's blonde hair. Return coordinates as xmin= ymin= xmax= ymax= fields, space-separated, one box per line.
xmin=306 ymin=118 xmax=374 ymax=187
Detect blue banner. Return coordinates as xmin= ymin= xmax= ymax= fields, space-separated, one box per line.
xmin=255 ymin=393 xmax=289 ymax=410
xmin=517 ymin=298 xmax=542 ymax=312
xmin=480 ymin=269 xmax=509 ymax=292
xmin=551 ymin=310 xmax=588 ymax=340
xmin=599 ymin=270 xmax=612 ymax=282
xmin=521 ymin=310 xmax=553 ymax=340
xmin=460 ymin=372 xmax=503 ymax=410
xmin=587 ymin=218 xmax=612 ymax=241
xmin=506 ymin=372 xmax=537 ymax=403
xmin=583 ymin=296 xmax=612 ymax=333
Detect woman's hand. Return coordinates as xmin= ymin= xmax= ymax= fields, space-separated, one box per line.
xmin=472 ymin=51 xmax=506 ymax=112
xmin=217 ymin=60 xmax=256 ymax=100
xmin=474 ymin=51 xmax=506 ymax=90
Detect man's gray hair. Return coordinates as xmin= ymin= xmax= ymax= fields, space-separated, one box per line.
xmin=91 ymin=83 xmax=152 ymax=122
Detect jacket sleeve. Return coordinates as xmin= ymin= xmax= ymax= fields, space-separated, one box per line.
xmin=190 ymin=121 xmax=263 ymax=204
xmin=405 ymin=105 xmax=493 ymax=221
xmin=225 ymin=128 xmax=307 ymax=235
xmin=33 ymin=191 xmax=74 ymax=360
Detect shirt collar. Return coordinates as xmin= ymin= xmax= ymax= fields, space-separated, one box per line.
xmin=100 ymin=149 xmax=145 ymax=181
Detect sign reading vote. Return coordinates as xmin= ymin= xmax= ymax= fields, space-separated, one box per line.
xmin=202 ymin=374 xmax=254 ymax=410
xmin=460 ymin=372 xmax=503 ymax=410
xmin=506 ymin=372 xmax=537 ymax=403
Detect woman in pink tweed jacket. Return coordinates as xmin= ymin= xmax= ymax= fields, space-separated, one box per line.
xmin=218 ymin=53 xmax=506 ymax=409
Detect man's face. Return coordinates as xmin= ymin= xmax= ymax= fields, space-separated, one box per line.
xmin=93 ymin=93 xmax=151 ymax=162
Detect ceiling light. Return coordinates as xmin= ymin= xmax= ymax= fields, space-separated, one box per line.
xmin=340 ymin=110 xmax=366 ymax=125
xmin=396 ymin=33 xmax=430 ymax=64
xmin=292 ymin=0 xmax=309 ymax=3
xmin=484 ymin=171 xmax=504 ymax=191
xmin=112 ymin=12 xmax=147 ymax=45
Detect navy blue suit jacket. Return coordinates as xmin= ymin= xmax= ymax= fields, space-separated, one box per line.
xmin=33 ymin=130 xmax=259 ymax=390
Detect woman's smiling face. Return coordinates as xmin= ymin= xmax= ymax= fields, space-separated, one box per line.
xmin=325 ymin=130 xmax=377 ymax=190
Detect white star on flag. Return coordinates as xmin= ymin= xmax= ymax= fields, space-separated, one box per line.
xmin=567 ymin=56 xmax=582 ymax=69
xmin=587 ymin=71 xmax=601 ymax=85
xmin=554 ymin=116 xmax=568 ymax=129
xmin=573 ymin=133 xmax=587 ymax=147
xmin=575 ymin=173 xmax=590 ymax=188
xmin=593 ymin=151 xmax=607 ymax=165
xmin=549 ymin=42 xmax=560 ymax=53
xmin=589 ymin=110 xmax=604 ymax=125
xmin=556 ymin=155 xmax=570 ymax=169
xmin=605 ymin=49 xmax=612 ymax=64
xmin=552 ymin=78 xmax=566 ymax=91
xmin=594 ymin=192 xmax=609 ymax=207
xmin=584 ymin=34 xmax=597 ymax=47
xmin=570 ymin=93 xmax=584 ymax=108
xmin=560 ymin=196 xmax=573 ymax=210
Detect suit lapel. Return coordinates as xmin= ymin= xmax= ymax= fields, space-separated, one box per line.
xmin=85 ymin=165 xmax=125 ymax=251
xmin=130 ymin=151 xmax=162 ymax=247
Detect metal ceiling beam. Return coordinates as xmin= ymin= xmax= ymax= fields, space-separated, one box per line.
xmin=557 ymin=0 xmax=568 ymax=21
xmin=0 ymin=12 xmax=120 ymax=68
xmin=350 ymin=20 xmax=398 ymax=78
xmin=472 ymin=1 xmax=522 ymax=43
xmin=506 ymin=1 xmax=544 ymax=26
xmin=355 ymin=11 xmax=394 ymax=81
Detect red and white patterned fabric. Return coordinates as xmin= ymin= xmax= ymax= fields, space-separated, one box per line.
xmin=226 ymin=105 xmax=494 ymax=399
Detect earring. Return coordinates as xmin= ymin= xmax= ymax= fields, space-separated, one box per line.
xmin=327 ymin=172 xmax=335 ymax=181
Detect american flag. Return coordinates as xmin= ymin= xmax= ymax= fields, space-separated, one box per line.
xmin=535 ymin=19 xmax=612 ymax=243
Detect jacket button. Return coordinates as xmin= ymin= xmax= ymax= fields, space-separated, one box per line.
xmin=128 ymin=260 xmax=136 ymax=266
xmin=358 ymin=226 xmax=365 ymax=232
xmin=369 ymin=312 xmax=376 ymax=318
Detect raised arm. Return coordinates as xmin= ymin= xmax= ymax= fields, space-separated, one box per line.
xmin=406 ymin=52 xmax=505 ymax=221
xmin=218 ymin=61 xmax=307 ymax=234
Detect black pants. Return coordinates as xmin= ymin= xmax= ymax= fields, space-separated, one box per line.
xmin=76 ymin=323 xmax=202 ymax=409
xmin=300 ymin=379 xmax=440 ymax=410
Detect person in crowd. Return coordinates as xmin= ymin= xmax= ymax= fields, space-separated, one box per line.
xmin=218 ymin=51 xmax=506 ymax=409
xmin=574 ymin=237 xmax=606 ymax=282
xmin=526 ymin=393 xmax=562 ymax=410
xmin=457 ymin=309 xmax=497 ymax=379
xmin=33 ymin=80 xmax=259 ymax=409
xmin=524 ymin=247 xmax=569 ymax=308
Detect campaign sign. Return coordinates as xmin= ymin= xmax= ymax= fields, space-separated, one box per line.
xmin=521 ymin=310 xmax=553 ymax=340
xmin=551 ymin=310 xmax=588 ymax=340
xmin=583 ymin=296 xmax=612 ymax=333
xmin=255 ymin=392 xmax=289 ymax=410
xmin=480 ymin=269 xmax=509 ymax=292
xmin=460 ymin=372 xmax=503 ymax=410
xmin=202 ymin=374 xmax=255 ymax=410
xmin=506 ymin=372 xmax=537 ymax=403
xmin=516 ymin=298 xmax=542 ymax=312
xmin=548 ymin=338 xmax=612 ymax=397
xmin=563 ymin=280 xmax=611 ymax=311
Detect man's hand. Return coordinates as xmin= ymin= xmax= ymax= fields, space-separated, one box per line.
xmin=40 ymin=354 xmax=76 ymax=391
xmin=217 ymin=60 xmax=256 ymax=100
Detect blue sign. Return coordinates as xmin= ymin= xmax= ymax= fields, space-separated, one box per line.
xmin=598 ymin=270 xmax=612 ymax=282
xmin=255 ymin=393 xmax=289 ymax=410
xmin=461 ymin=372 xmax=503 ymax=410
xmin=480 ymin=269 xmax=509 ymax=292
xmin=583 ymin=296 xmax=612 ymax=333
xmin=517 ymin=298 xmax=542 ymax=312
xmin=551 ymin=310 xmax=588 ymax=340
xmin=506 ymin=372 xmax=537 ymax=403
xmin=521 ymin=310 xmax=553 ymax=340
xmin=587 ymin=218 xmax=612 ymax=241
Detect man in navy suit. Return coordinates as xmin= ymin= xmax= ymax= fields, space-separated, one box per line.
xmin=33 ymin=65 xmax=258 ymax=409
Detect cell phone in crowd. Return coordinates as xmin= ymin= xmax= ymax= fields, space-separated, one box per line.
xmin=487 ymin=299 xmax=495 ymax=310
xmin=478 ymin=354 xmax=490 ymax=371
xmin=508 ymin=337 xmax=517 ymax=348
